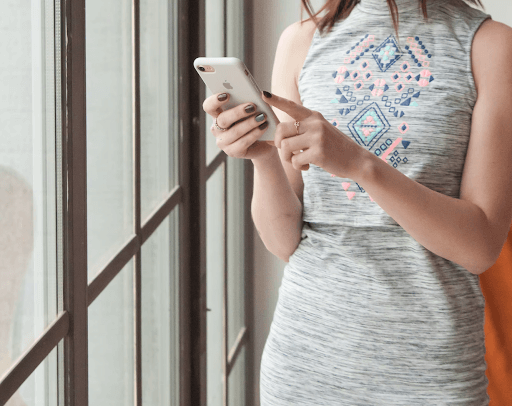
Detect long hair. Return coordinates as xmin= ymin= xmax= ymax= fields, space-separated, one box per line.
xmin=300 ymin=0 xmax=485 ymax=38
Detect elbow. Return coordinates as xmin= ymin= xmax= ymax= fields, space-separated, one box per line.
xmin=475 ymin=233 xmax=506 ymax=275
xmin=266 ymin=245 xmax=292 ymax=263
xmin=467 ymin=264 xmax=490 ymax=276
xmin=261 ymin=243 xmax=294 ymax=263
xmin=466 ymin=215 xmax=504 ymax=276
xmin=280 ymin=254 xmax=291 ymax=263
xmin=277 ymin=247 xmax=294 ymax=263
xmin=466 ymin=248 xmax=499 ymax=276
xmin=272 ymin=251 xmax=290 ymax=263
xmin=477 ymin=248 xmax=501 ymax=276
xmin=277 ymin=240 xmax=302 ymax=263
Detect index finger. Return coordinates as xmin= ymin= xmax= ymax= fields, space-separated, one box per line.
xmin=262 ymin=91 xmax=313 ymax=122
xmin=202 ymin=92 xmax=230 ymax=117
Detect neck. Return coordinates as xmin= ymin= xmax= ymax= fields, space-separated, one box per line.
xmin=356 ymin=0 xmax=426 ymax=15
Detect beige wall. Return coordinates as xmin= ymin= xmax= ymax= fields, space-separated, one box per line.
xmin=250 ymin=0 xmax=511 ymax=404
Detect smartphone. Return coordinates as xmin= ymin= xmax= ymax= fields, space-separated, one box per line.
xmin=193 ymin=57 xmax=278 ymax=142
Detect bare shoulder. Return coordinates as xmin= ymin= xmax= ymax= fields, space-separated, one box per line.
xmin=471 ymin=18 xmax=512 ymax=94
xmin=278 ymin=18 xmax=318 ymax=87
xmin=279 ymin=18 xmax=317 ymax=46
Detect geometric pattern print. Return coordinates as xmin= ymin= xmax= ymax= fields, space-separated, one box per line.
xmin=328 ymin=33 xmax=435 ymax=202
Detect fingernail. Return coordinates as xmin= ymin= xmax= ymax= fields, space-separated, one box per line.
xmin=259 ymin=122 xmax=268 ymax=130
xmin=263 ymin=91 xmax=272 ymax=98
xmin=218 ymin=93 xmax=227 ymax=101
xmin=255 ymin=113 xmax=265 ymax=122
xmin=245 ymin=104 xmax=255 ymax=113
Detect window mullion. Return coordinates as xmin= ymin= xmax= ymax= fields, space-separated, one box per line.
xmin=62 ymin=0 xmax=89 ymax=405
xmin=132 ymin=0 xmax=142 ymax=404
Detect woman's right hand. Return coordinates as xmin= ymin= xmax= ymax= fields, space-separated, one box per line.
xmin=203 ymin=92 xmax=276 ymax=160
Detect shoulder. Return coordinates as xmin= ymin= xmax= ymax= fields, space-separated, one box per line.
xmin=471 ymin=18 xmax=512 ymax=94
xmin=276 ymin=18 xmax=317 ymax=62
xmin=473 ymin=17 xmax=512 ymax=43
xmin=276 ymin=19 xmax=318 ymax=87
xmin=472 ymin=18 xmax=512 ymax=59
xmin=280 ymin=18 xmax=317 ymax=43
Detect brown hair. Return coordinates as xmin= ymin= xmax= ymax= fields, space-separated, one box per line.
xmin=300 ymin=0 xmax=485 ymax=38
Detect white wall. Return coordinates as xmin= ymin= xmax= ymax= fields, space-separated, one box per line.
xmin=477 ymin=0 xmax=512 ymax=25
xmin=250 ymin=0 xmax=511 ymax=404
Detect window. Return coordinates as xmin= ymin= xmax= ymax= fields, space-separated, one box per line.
xmin=0 ymin=0 xmax=254 ymax=405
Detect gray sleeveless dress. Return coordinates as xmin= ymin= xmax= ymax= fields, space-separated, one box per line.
xmin=259 ymin=0 xmax=492 ymax=404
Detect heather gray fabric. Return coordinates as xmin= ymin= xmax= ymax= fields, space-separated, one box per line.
xmin=259 ymin=0 xmax=492 ymax=404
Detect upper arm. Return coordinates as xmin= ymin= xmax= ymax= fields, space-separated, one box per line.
xmin=459 ymin=18 xmax=512 ymax=265
xmin=270 ymin=19 xmax=317 ymax=206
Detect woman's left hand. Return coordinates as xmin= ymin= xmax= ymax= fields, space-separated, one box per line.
xmin=263 ymin=91 xmax=369 ymax=181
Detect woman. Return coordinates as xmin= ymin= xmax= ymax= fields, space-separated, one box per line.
xmin=203 ymin=0 xmax=512 ymax=403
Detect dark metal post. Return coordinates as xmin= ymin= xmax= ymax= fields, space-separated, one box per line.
xmin=178 ymin=0 xmax=206 ymax=405
xmin=62 ymin=0 xmax=89 ymax=404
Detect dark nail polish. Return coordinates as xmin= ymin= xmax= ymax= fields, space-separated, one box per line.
xmin=255 ymin=113 xmax=265 ymax=122
xmin=245 ymin=104 xmax=255 ymax=113
xmin=218 ymin=93 xmax=227 ymax=101
xmin=263 ymin=91 xmax=272 ymax=98
xmin=259 ymin=122 xmax=268 ymax=130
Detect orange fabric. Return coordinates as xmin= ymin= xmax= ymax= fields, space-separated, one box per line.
xmin=479 ymin=224 xmax=512 ymax=405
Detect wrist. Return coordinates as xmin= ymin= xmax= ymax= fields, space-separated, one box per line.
xmin=251 ymin=146 xmax=278 ymax=167
xmin=351 ymin=147 xmax=377 ymax=184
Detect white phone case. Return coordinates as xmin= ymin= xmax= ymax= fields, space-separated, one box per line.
xmin=193 ymin=57 xmax=278 ymax=142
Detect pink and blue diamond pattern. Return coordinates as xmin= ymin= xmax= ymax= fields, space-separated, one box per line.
xmin=327 ymin=33 xmax=435 ymax=202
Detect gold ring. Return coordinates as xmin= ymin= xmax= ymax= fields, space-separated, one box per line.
xmin=214 ymin=117 xmax=227 ymax=132
xmin=294 ymin=121 xmax=300 ymax=134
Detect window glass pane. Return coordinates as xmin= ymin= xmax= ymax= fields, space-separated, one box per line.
xmin=140 ymin=0 xmax=179 ymax=221
xmin=88 ymin=260 xmax=134 ymax=406
xmin=86 ymin=0 xmax=134 ymax=281
xmin=5 ymin=343 xmax=59 ymax=406
xmin=227 ymin=156 xmax=245 ymax=349
xmin=228 ymin=345 xmax=245 ymax=406
xmin=141 ymin=208 xmax=180 ymax=405
xmin=0 ymin=0 xmax=58 ymax=379
xmin=226 ymin=0 xmax=244 ymax=58
xmin=207 ymin=164 xmax=225 ymax=406
xmin=205 ymin=0 xmax=225 ymax=166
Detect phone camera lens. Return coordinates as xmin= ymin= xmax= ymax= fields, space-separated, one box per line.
xmin=199 ymin=66 xmax=205 ymax=72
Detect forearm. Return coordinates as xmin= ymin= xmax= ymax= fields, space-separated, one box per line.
xmin=355 ymin=150 xmax=495 ymax=275
xmin=251 ymin=148 xmax=303 ymax=262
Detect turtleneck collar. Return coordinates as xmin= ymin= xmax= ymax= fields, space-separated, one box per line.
xmin=355 ymin=0 xmax=436 ymax=15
